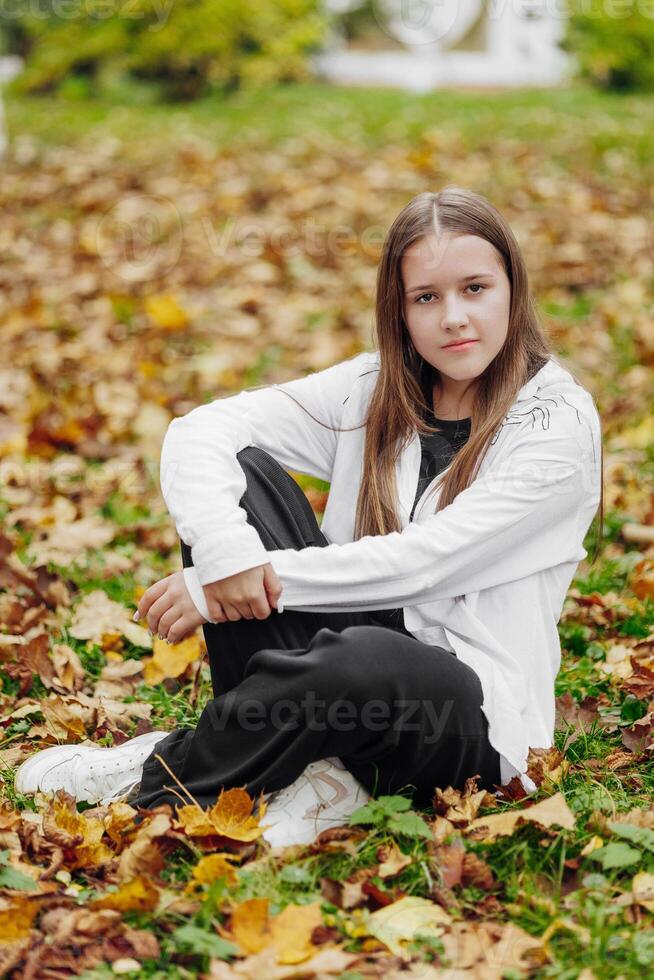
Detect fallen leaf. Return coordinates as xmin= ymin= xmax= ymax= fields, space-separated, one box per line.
xmin=365 ymin=896 xmax=451 ymax=960
xmin=92 ymin=876 xmax=160 ymax=913
xmin=143 ymin=634 xmax=202 ymax=685
xmin=176 ymin=787 xmax=265 ymax=843
xmin=466 ymin=792 xmax=576 ymax=842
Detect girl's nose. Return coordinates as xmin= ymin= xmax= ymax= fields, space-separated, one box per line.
xmin=441 ymin=295 xmax=469 ymax=330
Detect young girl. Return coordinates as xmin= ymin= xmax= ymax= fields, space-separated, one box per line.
xmin=17 ymin=187 xmax=603 ymax=847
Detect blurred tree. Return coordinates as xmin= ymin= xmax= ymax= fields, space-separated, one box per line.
xmin=0 ymin=0 xmax=329 ymax=101
xmin=562 ymin=0 xmax=654 ymax=92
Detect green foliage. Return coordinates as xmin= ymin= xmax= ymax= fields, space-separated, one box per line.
xmin=172 ymin=922 xmax=237 ymax=960
xmin=349 ymin=795 xmax=433 ymax=840
xmin=563 ymin=0 xmax=654 ymax=92
xmin=588 ymin=840 xmax=641 ymax=870
xmin=3 ymin=0 xmax=329 ymax=101
xmin=0 ymin=849 xmax=36 ymax=890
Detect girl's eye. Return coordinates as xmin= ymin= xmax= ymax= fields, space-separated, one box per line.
xmin=416 ymin=284 xmax=485 ymax=304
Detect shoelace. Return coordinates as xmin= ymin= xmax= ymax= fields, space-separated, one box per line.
xmin=74 ymin=757 xmax=141 ymax=804
xmin=304 ymin=766 xmax=335 ymax=813
xmin=265 ymin=762 xmax=332 ymax=813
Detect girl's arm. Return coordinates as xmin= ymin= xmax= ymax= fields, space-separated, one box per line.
xmin=160 ymin=350 xmax=373 ymax=590
xmin=261 ymin=418 xmax=601 ymax=612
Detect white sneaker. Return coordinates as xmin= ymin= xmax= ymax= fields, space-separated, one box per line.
xmin=261 ymin=757 xmax=371 ymax=848
xmin=14 ymin=731 xmax=170 ymax=805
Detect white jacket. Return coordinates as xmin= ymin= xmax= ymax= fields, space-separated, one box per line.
xmin=161 ymin=350 xmax=602 ymax=793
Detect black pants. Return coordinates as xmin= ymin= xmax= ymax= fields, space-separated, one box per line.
xmin=132 ymin=447 xmax=501 ymax=811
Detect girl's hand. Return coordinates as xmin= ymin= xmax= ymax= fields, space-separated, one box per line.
xmin=135 ymin=571 xmax=216 ymax=644
xmin=201 ymin=563 xmax=282 ymax=622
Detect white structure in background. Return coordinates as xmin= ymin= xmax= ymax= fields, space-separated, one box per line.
xmin=0 ymin=56 xmax=22 ymax=157
xmin=312 ymin=0 xmax=574 ymax=91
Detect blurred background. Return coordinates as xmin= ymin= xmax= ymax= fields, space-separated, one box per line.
xmin=0 ymin=0 xmax=653 ymax=642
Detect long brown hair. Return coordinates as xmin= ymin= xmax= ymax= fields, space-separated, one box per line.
xmin=267 ymin=187 xmax=605 ymax=563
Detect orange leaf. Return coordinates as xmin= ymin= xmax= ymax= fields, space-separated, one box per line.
xmin=175 ymin=788 xmax=265 ymax=842
xmin=230 ymin=897 xmax=271 ymax=954
xmin=0 ymin=896 xmax=38 ymax=943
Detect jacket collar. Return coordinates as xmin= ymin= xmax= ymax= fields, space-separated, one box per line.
xmin=514 ymin=356 xmax=571 ymax=403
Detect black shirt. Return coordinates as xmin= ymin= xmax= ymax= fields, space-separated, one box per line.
xmin=409 ymin=411 xmax=472 ymax=522
xmin=371 ymin=409 xmax=472 ymax=631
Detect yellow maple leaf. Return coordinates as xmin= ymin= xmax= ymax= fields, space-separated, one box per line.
xmin=50 ymin=794 xmax=114 ymax=870
xmin=191 ymin=853 xmax=240 ymax=887
xmin=143 ymin=635 xmax=202 ymax=685
xmin=230 ymin=897 xmax=271 ymax=955
xmin=0 ymin=896 xmax=38 ymax=943
xmin=144 ymin=294 xmax=188 ymax=330
xmin=92 ymin=876 xmax=160 ymax=913
xmin=175 ymin=787 xmax=266 ymax=842
xmin=270 ymin=901 xmax=324 ymax=965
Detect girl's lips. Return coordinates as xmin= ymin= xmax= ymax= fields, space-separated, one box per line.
xmin=443 ymin=340 xmax=478 ymax=351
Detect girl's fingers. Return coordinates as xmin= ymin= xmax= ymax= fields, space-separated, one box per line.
xmin=166 ymin=616 xmax=187 ymax=645
xmin=222 ymin=601 xmax=244 ymax=623
xmin=146 ymin=592 xmax=175 ymax=635
xmin=157 ymin=607 xmax=180 ymax=639
xmin=137 ymin=578 xmax=169 ymax=620
xmin=210 ymin=602 xmax=226 ymax=624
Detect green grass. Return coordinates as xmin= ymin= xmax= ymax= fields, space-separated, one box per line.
xmin=7 ymin=81 xmax=654 ymax=166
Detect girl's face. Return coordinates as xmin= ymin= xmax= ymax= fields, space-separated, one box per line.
xmin=401 ymin=232 xmax=511 ymax=396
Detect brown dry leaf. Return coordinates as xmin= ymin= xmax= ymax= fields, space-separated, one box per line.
xmin=598 ymin=643 xmax=634 ymax=679
xmin=433 ymin=840 xmax=465 ymax=889
xmin=103 ymin=802 xmax=140 ymax=851
xmin=466 ymin=792 xmax=576 ymax=842
xmin=175 ymin=788 xmax=265 ymax=842
xmin=143 ymin=634 xmax=202 ymax=685
xmin=632 ymin=871 xmax=654 ymax=913
xmin=461 ymin=851 xmax=495 ymax=891
xmin=377 ymin=842 xmax=412 ymax=879
xmin=612 ymin=807 xmax=654 ymax=830
xmin=69 ymin=590 xmax=152 ymax=649
xmin=92 ymin=876 xmax=160 ymax=913
xmin=50 ymin=642 xmax=86 ymax=693
xmin=365 ymin=896 xmax=451 ymax=960
xmin=117 ymin=811 xmax=172 ymax=882
xmin=440 ymin=919 xmax=548 ymax=976
xmin=43 ymin=792 xmax=114 ymax=870
xmin=621 ymin=711 xmax=654 ymax=753
xmin=41 ymin=694 xmax=91 ymax=740
xmin=631 ymin=559 xmax=654 ymax=600
xmin=433 ymin=776 xmax=489 ymax=825
xmin=555 ymin=692 xmax=602 ymax=733
xmin=26 ymin=515 xmax=116 ymax=568
xmin=526 ymin=746 xmax=567 ymax=787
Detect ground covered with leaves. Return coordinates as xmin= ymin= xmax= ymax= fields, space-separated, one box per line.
xmin=0 ymin=83 xmax=654 ymax=978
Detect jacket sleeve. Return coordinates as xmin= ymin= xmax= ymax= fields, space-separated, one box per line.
xmin=160 ymin=351 xmax=373 ymax=587
xmin=263 ymin=416 xmax=601 ymax=613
